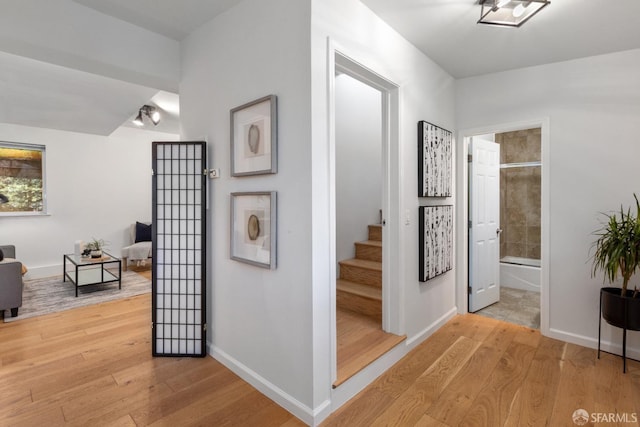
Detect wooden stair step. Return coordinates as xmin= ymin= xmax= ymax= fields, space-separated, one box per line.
xmin=336 ymin=279 xmax=382 ymax=301
xmin=334 ymin=307 xmax=406 ymax=387
xmin=368 ymin=224 xmax=382 ymax=242
xmin=339 ymin=258 xmax=382 ymax=287
xmin=355 ymin=240 xmax=382 ymax=263
xmin=339 ymin=258 xmax=382 ymax=271
xmin=336 ymin=279 xmax=382 ymax=324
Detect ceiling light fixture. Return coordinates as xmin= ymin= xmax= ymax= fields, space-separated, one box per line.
xmin=478 ymin=0 xmax=549 ymax=28
xmin=132 ymin=105 xmax=160 ymax=126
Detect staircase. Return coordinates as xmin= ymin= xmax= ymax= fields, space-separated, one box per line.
xmin=336 ymin=224 xmax=383 ymax=323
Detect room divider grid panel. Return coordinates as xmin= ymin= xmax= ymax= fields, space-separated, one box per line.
xmin=152 ymin=141 xmax=207 ymax=357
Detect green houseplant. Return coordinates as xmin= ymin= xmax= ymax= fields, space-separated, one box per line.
xmin=591 ymin=194 xmax=640 ymax=372
xmin=85 ymin=237 xmax=107 ymax=258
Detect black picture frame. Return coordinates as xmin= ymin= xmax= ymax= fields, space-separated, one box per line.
xmin=419 ymin=205 xmax=453 ymax=282
xmin=418 ymin=121 xmax=452 ymax=197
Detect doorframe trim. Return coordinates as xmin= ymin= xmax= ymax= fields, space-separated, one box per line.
xmin=456 ymin=118 xmax=550 ymax=336
xmin=328 ymin=39 xmax=402 ymax=384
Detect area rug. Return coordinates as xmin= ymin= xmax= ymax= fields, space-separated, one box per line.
xmin=3 ymin=271 xmax=151 ymax=323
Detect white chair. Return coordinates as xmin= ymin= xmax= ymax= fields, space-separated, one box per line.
xmin=121 ymin=222 xmax=152 ymax=271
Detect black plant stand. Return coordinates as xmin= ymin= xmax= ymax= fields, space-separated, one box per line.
xmin=598 ymin=287 xmax=640 ymax=373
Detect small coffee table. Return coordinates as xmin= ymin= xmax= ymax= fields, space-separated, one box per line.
xmin=63 ymin=252 xmax=122 ymax=297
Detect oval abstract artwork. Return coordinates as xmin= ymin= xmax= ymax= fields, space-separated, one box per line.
xmin=247 ymin=214 xmax=260 ymax=241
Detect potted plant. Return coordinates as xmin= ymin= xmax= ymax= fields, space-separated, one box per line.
xmin=85 ymin=238 xmax=107 ymax=258
xmin=591 ymin=194 xmax=640 ymax=372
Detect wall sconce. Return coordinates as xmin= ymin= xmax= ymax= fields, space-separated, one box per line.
xmin=133 ymin=105 xmax=161 ymax=126
xmin=478 ymin=0 xmax=550 ymax=28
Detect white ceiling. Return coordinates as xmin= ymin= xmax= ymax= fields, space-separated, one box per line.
xmin=79 ymin=0 xmax=640 ymax=79
xmin=72 ymin=0 xmax=243 ymax=41
xmin=3 ymin=0 xmax=640 ymax=136
xmin=361 ymin=0 xmax=640 ymax=78
xmin=0 ymin=51 xmax=159 ymax=135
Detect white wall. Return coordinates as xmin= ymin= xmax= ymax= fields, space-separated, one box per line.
xmin=0 ymin=123 xmax=177 ymax=278
xmin=456 ymin=48 xmax=640 ymax=358
xmin=335 ymin=73 xmax=382 ymax=265
xmin=179 ymin=0 xmax=315 ymax=421
xmin=181 ymin=0 xmax=456 ymax=423
xmin=312 ymin=0 xmax=457 ymax=421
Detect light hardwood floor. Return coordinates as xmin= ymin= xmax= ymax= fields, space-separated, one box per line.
xmin=322 ymin=314 xmax=640 ymax=426
xmin=0 ymin=290 xmax=305 ymax=426
xmin=335 ymin=307 xmax=405 ymax=387
xmin=2 ymin=277 xmax=639 ymax=426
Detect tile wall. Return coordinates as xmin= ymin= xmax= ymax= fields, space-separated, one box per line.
xmin=496 ymin=128 xmax=541 ymax=260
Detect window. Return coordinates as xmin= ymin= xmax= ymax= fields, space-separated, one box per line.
xmin=0 ymin=141 xmax=46 ymax=215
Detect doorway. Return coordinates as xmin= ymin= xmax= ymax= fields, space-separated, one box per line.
xmin=465 ymin=127 xmax=545 ymax=330
xmin=330 ymin=51 xmax=404 ymax=387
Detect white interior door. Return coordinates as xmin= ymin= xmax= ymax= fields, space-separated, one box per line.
xmin=469 ymin=137 xmax=500 ymax=312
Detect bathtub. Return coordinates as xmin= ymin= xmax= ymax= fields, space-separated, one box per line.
xmin=500 ymin=256 xmax=540 ymax=292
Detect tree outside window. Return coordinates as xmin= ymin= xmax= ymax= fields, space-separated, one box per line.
xmin=0 ymin=142 xmax=46 ymax=214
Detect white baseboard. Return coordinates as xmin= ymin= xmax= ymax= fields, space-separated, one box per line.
xmin=327 ymin=307 xmax=458 ymax=423
xmin=548 ymin=327 xmax=640 ymax=361
xmin=406 ymin=306 xmax=458 ymax=347
xmin=23 ymin=264 xmax=62 ymax=280
xmin=328 ymin=342 xmax=406 ymax=417
xmin=208 ymin=343 xmax=320 ymax=426
xmin=204 ymin=307 xmax=459 ymax=426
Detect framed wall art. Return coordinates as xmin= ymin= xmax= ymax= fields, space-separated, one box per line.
xmin=230 ymin=95 xmax=277 ymax=176
xmin=230 ymin=191 xmax=277 ymax=269
xmin=419 ymin=205 xmax=453 ymax=282
xmin=418 ymin=121 xmax=452 ymax=197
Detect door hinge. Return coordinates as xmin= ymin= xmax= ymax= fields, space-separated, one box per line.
xmin=151 ymin=322 xmax=154 ymax=329
xmin=151 ymin=169 xmax=155 ymax=176
xmin=468 ymin=286 xmax=472 ymax=293
xmin=203 ymin=168 xmax=208 ymax=176
xmin=203 ymin=323 xmax=207 ymax=331
xmin=468 ymin=220 xmax=472 ymax=228
xmin=468 ymin=154 xmax=472 ymax=162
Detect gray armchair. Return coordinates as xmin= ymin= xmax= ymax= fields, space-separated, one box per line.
xmin=0 ymin=245 xmax=23 ymax=318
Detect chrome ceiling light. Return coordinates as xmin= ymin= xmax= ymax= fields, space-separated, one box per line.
xmin=478 ymin=0 xmax=550 ymax=28
xmin=132 ymin=105 xmax=161 ymax=126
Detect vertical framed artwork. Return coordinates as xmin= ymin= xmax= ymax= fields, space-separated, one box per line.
xmin=419 ymin=205 xmax=453 ymax=282
xmin=230 ymin=191 xmax=277 ymax=269
xmin=418 ymin=121 xmax=452 ymax=197
xmin=230 ymin=95 xmax=277 ymax=176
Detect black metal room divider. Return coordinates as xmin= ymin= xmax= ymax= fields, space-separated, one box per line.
xmin=152 ymin=141 xmax=207 ymax=357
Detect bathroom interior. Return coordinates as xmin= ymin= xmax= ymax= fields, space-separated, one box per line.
xmin=476 ymin=128 xmax=541 ymax=329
